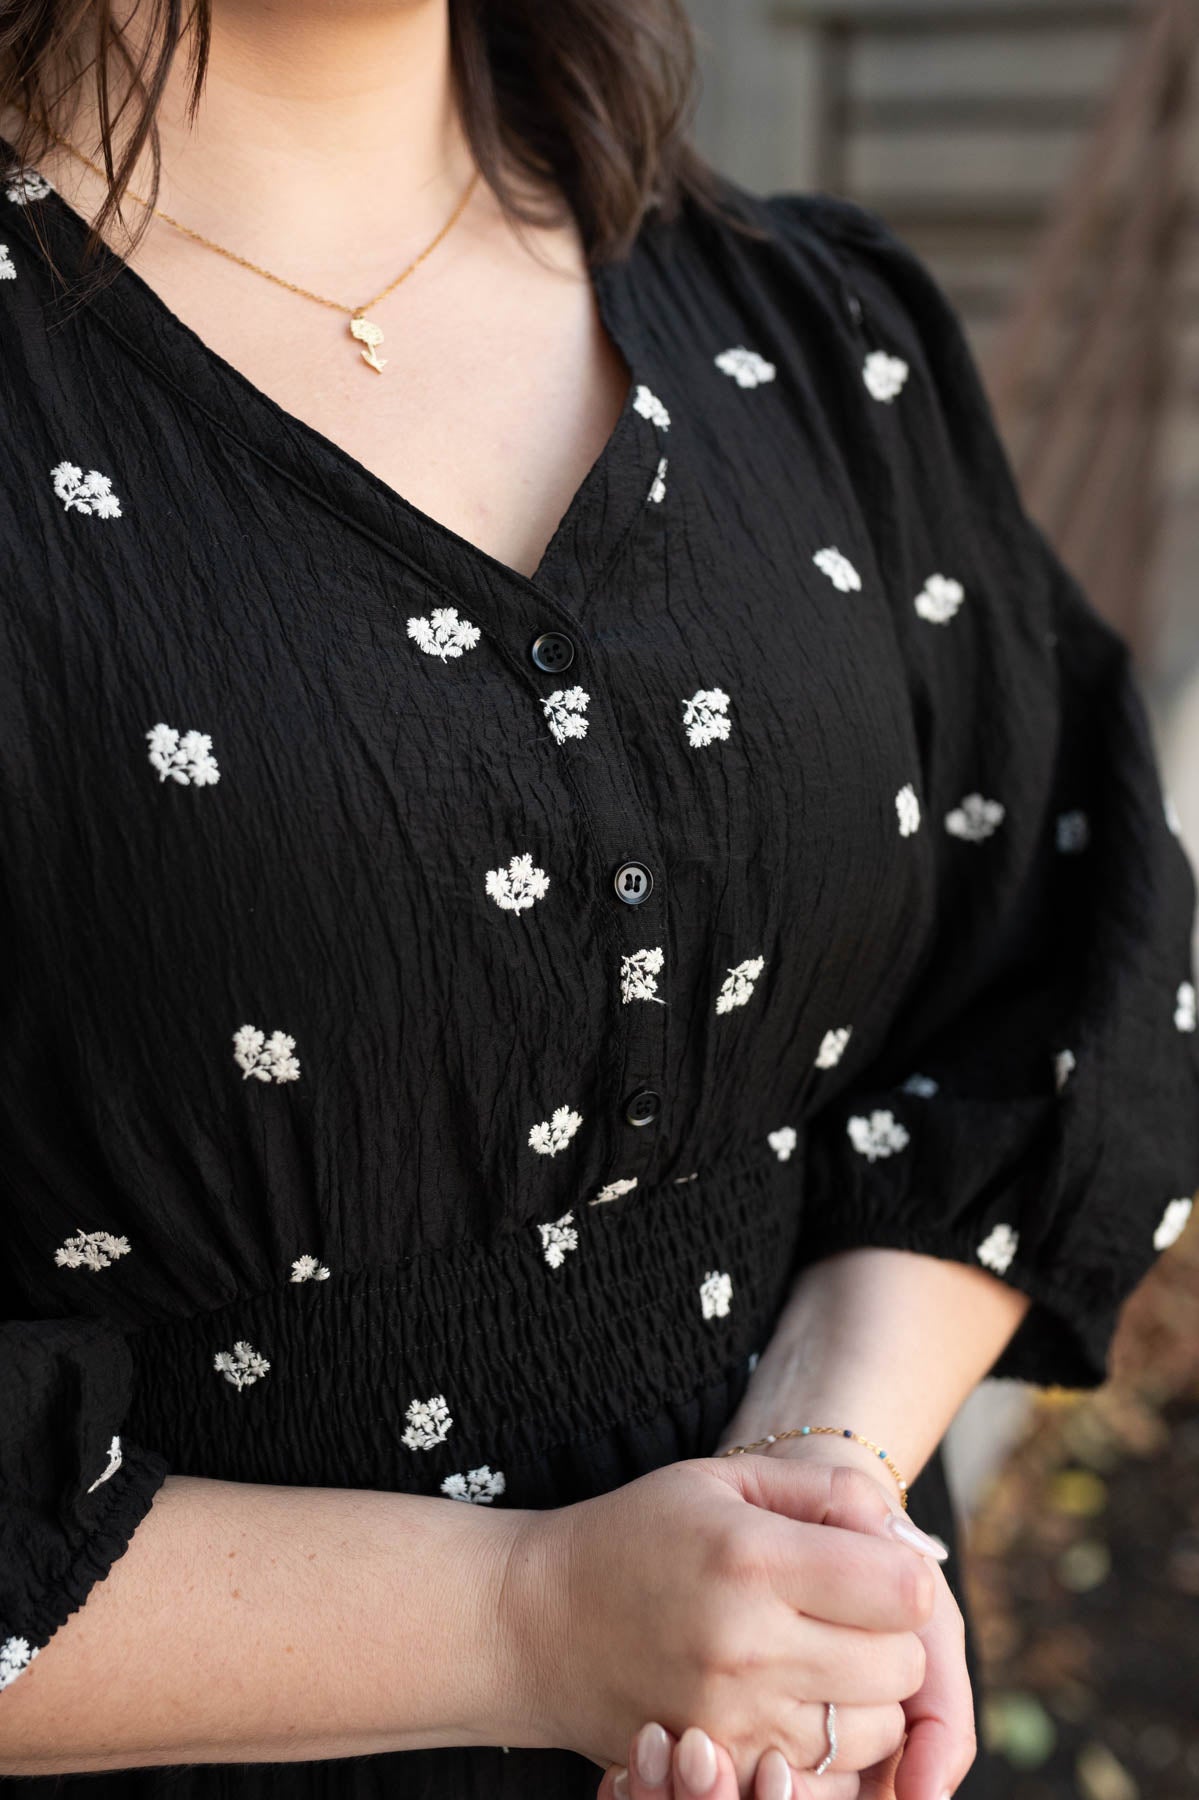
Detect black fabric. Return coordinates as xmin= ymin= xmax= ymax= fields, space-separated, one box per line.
xmin=0 ymin=138 xmax=1196 ymax=1796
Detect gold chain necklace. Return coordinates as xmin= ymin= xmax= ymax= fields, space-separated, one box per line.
xmin=41 ymin=124 xmax=480 ymax=373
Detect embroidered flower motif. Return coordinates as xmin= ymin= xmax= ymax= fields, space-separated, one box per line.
xmin=1054 ymin=1048 xmax=1076 ymax=1093
xmin=813 ymin=546 xmax=861 ymax=592
xmin=847 ymin=1109 xmax=910 ymax=1161
xmin=0 ymin=244 xmax=15 ymax=280
xmin=542 ymin=686 xmax=590 ymax=743
xmin=682 ymin=687 xmax=732 ymax=748
xmin=537 ymin=1210 xmax=579 ymax=1269
xmin=1056 ymin=810 xmax=1090 ymax=853
xmin=816 ymin=1026 xmax=852 ymax=1068
xmin=633 ymin=385 xmax=670 ymax=430
xmin=5 ymin=165 xmax=53 ymax=205
xmin=747 ymin=1350 xmax=760 ymax=1373
xmin=896 ymin=783 xmax=921 ymax=836
xmin=863 ymin=350 xmax=909 ymax=403
xmin=715 ymin=955 xmax=765 ymax=1014
xmin=0 ymin=1638 xmax=38 ymax=1692
xmin=233 ymin=1025 xmax=301 ymax=1084
xmin=945 ymin=793 xmax=1005 ymax=842
xmin=1154 ymin=1197 xmax=1193 ymax=1252
xmin=54 ymin=1228 xmax=131 ymax=1272
xmin=700 ymin=1269 xmax=733 ymax=1320
xmin=51 ymin=461 xmax=122 ymax=518
xmin=901 ymin=1072 xmax=939 ymax=1097
xmin=590 ymin=1176 xmax=638 ymax=1205
xmin=213 ymin=1340 xmax=270 ymax=1389
xmin=767 ymin=1126 xmax=798 ymax=1162
xmin=648 ymin=457 xmax=668 ymax=504
xmin=674 ymin=1171 xmax=699 ymax=1183
xmin=914 ymin=574 xmax=964 ymax=624
xmin=402 ymin=1394 xmax=453 ymax=1450
xmin=485 ymin=853 xmax=550 ymax=913
xmin=1174 ymin=981 xmax=1196 ymax=1032
xmin=977 ymin=1223 xmax=1018 ymax=1276
xmin=1164 ymin=793 xmax=1182 ymax=836
xmin=621 ymin=946 xmax=666 ymax=1004
xmin=145 ymin=722 xmax=221 ymax=786
xmin=441 ymin=1465 xmax=506 ymax=1504
xmin=406 ymin=606 xmax=481 ymax=660
xmin=86 ymin=1435 xmax=123 ymax=1494
xmin=290 ymin=1255 xmax=330 ymax=1282
xmin=714 ymin=346 xmax=777 ymax=388
xmin=528 ymin=1105 xmax=583 ymax=1156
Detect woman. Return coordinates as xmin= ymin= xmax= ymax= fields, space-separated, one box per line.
xmin=0 ymin=1 xmax=1196 ymax=1796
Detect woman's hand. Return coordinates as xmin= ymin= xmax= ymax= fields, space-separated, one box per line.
xmin=595 ymin=1719 xmax=870 ymax=1800
xmin=497 ymin=1454 xmax=937 ymax=1787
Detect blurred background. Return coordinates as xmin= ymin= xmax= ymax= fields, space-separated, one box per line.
xmin=683 ymin=2 xmax=1199 ymax=1794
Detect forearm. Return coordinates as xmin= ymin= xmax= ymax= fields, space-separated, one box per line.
xmin=0 ymin=1473 xmax=530 ymax=1776
xmin=716 ymin=1246 xmax=1031 ymax=1490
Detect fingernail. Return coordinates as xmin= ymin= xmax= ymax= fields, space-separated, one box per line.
xmin=634 ymin=1721 xmax=672 ymax=1787
xmin=677 ymin=1726 xmax=718 ymax=1795
xmin=758 ymin=1747 xmax=793 ymax=1800
xmin=885 ymin=1512 xmax=950 ymax=1560
xmin=613 ymin=1769 xmax=630 ymax=1800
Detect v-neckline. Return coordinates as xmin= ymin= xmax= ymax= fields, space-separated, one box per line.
xmin=0 ymin=136 xmax=665 ymax=611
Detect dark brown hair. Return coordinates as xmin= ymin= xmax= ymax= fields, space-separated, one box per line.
xmin=0 ymin=0 xmax=738 ymax=289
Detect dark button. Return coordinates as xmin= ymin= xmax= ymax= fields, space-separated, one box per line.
xmin=624 ymin=1088 xmax=661 ymax=1128
xmin=530 ymin=631 xmax=576 ymax=674
xmin=613 ymin=860 xmax=654 ymax=905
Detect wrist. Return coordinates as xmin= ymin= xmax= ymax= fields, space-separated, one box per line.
xmin=488 ymin=1505 xmax=569 ymax=1753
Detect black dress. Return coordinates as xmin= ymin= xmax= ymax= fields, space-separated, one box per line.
xmin=1 ymin=138 xmax=1197 ymax=1799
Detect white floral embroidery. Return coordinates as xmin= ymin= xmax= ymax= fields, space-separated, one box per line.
xmin=633 ymin=385 xmax=670 ymax=430
xmin=901 ymin=1072 xmax=939 ymax=1097
xmin=914 ymin=574 xmax=964 ymax=624
xmin=290 ymin=1255 xmax=330 ymax=1282
xmin=767 ymin=1126 xmax=798 ymax=1162
xmin=485 ymin=853 xmax=550 ymax=912
xmin=54 ymin=1229 xmax=131 ymax=1272
xmin=977 ymin=1223 xmax=1018 ymax=1276
xmin=847 ymin=1109 xmax=910 ymax=1161
xmin=714 ymin=346 xmax=777 ymax=388
xmin=406 ymin=606 xmax=481 ymax=660
xmin=621 ymin=946 xmax=666 ymax=1004
xmin=863 ymin=350 xmax=909 ymax=403
xmin=1164 ymin=794 xmax=1182 ymax=836
xmin=5 ymin=165 xmax=53 ymax=205
xmin=816 ymin=1026 xmax=852 ymax=1068
xmin=0 ymin=1638 xmax=38 ymax=1692
xmin=213 ymin=1340 xmax=270 ymax=1389
xmin=674 ymin=1171 xmax=699 ymax=1183
xmin=896 ymin=783 xmax=921 ymax=836
xmin=1154 ymin=1197 xmax=1193 ymax=1251
xmin=86 ymin=1435 xmax=123 ymax=1494
xmin=1056 ymin=810 xmax=1090 ymax=853
xmin=945 ymin=793 xmax=1005 ymax=842
xmin=542 ymin=686 xmax=590 ymax=743
xmin=648 ymin=457 xmax=668 ymax=504
xmin=1174 ymin=981 xmax=1196 ymax=1032
xmin=681 ymin=686 xmax=732 ymax=748
xmin=145 ymin=722 xmax=220 ymax=787
xmin=812 ymin=546 xmax=861 ymax=592
xmin=715 ymin=954 xmax=765 ymax=1014
xmin=402 ymin=1394 xmax=452 ymax=1450
xmin=528 ymin=1105 xmax=583 ymax=1156
xmin=700 ymin=1269 xmax=733 ymax=1320
xmin=590 ymin=1176 xmax=638 ymax=1205
xmin=746 ymin=1350 xmax=760 ymax=1373
xmin=233 ymin=1025 xmax=301 ymax=1083
xmin=0 ymin=244 xmax=15 ymax=280
xmin=441 ymin=1465 xmax=506 ymax=1504
xmin=1054 ymin=1048 xmax=1076 ymax=1092
xmin=537 ymin=1210 xmax=579 ymax=1269
xmin=51 ymin=460 xmax=122 ymax=518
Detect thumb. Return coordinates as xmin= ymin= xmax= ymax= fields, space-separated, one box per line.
xmin=713 ymin=1453 xmax=948 ymax=1559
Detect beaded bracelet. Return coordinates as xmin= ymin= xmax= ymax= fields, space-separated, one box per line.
xmin=718 ymin=1425 xmax=909 ymax=1511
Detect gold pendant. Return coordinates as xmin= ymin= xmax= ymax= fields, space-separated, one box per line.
xmin=349 ymin=311 xmax=387 ymax=373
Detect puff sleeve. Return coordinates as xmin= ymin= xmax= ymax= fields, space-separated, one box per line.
xmin=0 ymin=1316 xmax=168 ymax=1690
xmin=781 ymin=193 xmax=1199 ymax=1390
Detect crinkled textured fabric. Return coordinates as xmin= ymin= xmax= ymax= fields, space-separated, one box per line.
xmin=0 ymin=136 xmax=1196 ymax=1797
